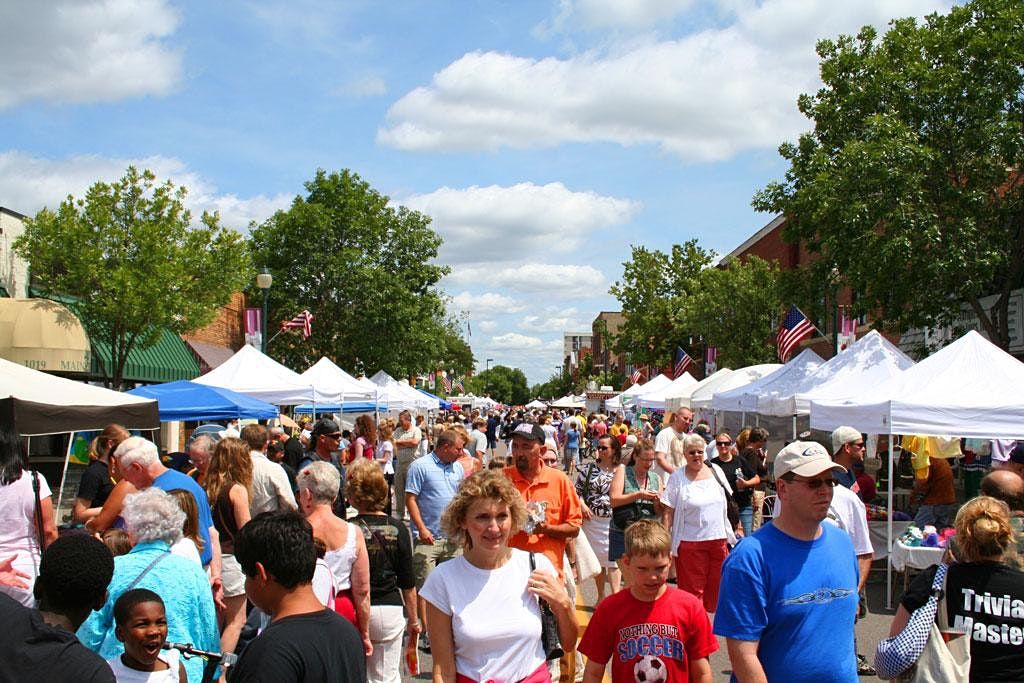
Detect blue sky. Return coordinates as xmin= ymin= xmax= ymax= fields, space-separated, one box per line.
xmin=0 ymin=0 xmax=953 ymax=384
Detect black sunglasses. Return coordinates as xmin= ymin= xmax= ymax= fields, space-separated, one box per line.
xmin=716 ymin=440 xmax=732 ymax=446
xmin=788 ymin=476 xmax=838 ymax=490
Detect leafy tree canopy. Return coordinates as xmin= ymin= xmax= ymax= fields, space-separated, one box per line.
xmin=467 ymin=365 xmax=530 ymax=405
xmin=248 ymin=169 xmax=468 ymax=376
xmin=16 ymin=166 xmax=250 ymax=388
xmin=754 ymin=0 xmax=1024 ymax=348
xmin=608 ymin=240 xmax=713 ymax=368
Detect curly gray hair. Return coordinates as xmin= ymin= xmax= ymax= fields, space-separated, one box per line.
xmin=114 ymin=436 xmax=160 ymax=470
xmin=296 ymin=460 xmax=340 ymax=504
xmin=122 ymin=488 xmax=185 ymax=545
xmin=683 ymin=433 xmax=708 ymax=453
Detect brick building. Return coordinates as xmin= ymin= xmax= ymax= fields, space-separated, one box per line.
xmin=591 ymin=311 xmax=628 ymax=375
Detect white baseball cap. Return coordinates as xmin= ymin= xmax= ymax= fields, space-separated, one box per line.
xmin=773 ymin=441 xmax=847 ymax=479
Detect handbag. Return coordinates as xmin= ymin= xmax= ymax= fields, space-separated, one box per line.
xmin=875 ymin=564 xmax=970 ymax=682
xmin=709 ymin=465 xmax=741 ymax=530
xmin=612 ymin=467 xmax=658 ymax=529
xmin=528 ymin=552 xmax=564 ymax=661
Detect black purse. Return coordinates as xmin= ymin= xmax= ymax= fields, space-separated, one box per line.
xmin=611 ymin=502 xmax=641 ymax=529
xmin=528 ymin=552 xmax=564 ymax=661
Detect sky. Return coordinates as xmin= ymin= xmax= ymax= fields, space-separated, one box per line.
xmin=0 ymin=0 xmax=955 ymax=385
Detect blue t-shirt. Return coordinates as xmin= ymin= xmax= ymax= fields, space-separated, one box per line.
xmin=404 ymin=452 xmax=463 ymax=540
xmin=713 ymin=522 xmax=859 ymax=683
xmin=566 ymin=429 xmax=580 ymax=449
xmin=153 ymin=468 xmax=215 ymax=566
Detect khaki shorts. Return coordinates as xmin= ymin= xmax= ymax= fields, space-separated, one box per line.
xmin=221 ymin=553 xmax=246 ymax=598
xmin=413 ymin=538 xmax=463 ymax=589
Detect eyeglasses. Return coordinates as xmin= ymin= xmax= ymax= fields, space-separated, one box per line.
xmin=786 ymin=476 xmax=838 ymax=489
xmin=597 ymin=446 xmax=611 ymax=451
xmin=716 ymin=441 xmax=732 ymax=447
xmin=852 ymin=442 xmax=865 ymax=448
xmin=324 ymin=433 xmax=342 ymax=440
xmin=544 ymin=459 xmax=558 ymax=465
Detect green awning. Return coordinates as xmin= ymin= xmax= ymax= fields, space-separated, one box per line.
xmin=91 ymin=328 xmax=200 ymax=383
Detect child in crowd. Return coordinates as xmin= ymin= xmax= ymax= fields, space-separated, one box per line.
xmin=578 ymin=519 xmax=717 ymax=683
xmin=108 ymin=589 xmax=185 ymax=682
xmin=102 ymin=528 xmax=132 ymax=557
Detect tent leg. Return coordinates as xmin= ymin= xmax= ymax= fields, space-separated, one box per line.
xmin=792 ymin=416 xmax=797 ymax=441
xmin=55 ymin=434 xmax=73 ymax=517
xmin=887 ymin=433 xmax=894 ymax=610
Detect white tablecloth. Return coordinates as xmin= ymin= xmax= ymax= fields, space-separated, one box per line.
xmin=868 ymin=520 xmax=911 ymax=561
xmin=890 ymin=540 xmax=945 ymax=572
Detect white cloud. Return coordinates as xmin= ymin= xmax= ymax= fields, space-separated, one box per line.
xmin=449 ymin=291 xmax=525 ymax=315
xmin=537 ymin=0 xmax=696 ymax=34
xmin=402 ymin=183 xmax=638 ymax=264
xmin=0 ymin=151 xmax=291 ymax=232
xmin=344 ymin=74 xmax=387 ymax=98
xmin=519 ymin=314 xmax=588 ymax=333
xmin=0 ymin=0 xmax=182 ymax=109
xmin=447 ymin=263 xmax=607 ymax=298
xmin=478 ymin=320 xmax=498 ymax=333
xmin=379 ymin=0 xmax=952 ymax=161
xmin=490 ymin=332 xmax=545 ymax=350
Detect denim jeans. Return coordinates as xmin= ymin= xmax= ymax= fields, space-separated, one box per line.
xmin=738 ymin=505 xmax=753 ymax=537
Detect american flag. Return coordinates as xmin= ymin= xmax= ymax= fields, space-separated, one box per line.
xmin=630 ymin=367 xmax=642 ymax=384
xmin=777 ymin=306 xmax=816 ymax=361
xmin=673 ymin=347 xmax=692 ymax=378
xmin=705 ymin=346 xmax=718 ymax=374
xmin=441 ymin=373 xmax=452 ymax=394
xmin=454 ymin=377 xmax=465 ymax=393
xmin=281 ymin=310 xmax=313 ymax=339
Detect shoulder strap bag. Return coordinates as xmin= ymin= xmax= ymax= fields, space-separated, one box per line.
xmin=528 ymin=552 xmax=564 ymax=661
xmin=709 ymin=464 xmax=741 ymax=530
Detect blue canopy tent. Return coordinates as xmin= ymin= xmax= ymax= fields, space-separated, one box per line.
xmin=128 ymin=380 xmax=278 ymax=422
xmin=418 ymin=388 xmax=451 ymax=410
xmin=293 ymin=401 xmax=383 ymax=415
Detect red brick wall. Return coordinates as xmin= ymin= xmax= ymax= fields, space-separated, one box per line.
xmin=183 ymin=291 xmax=246 ymax=350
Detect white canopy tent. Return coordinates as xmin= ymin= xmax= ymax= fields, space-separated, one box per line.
xmin=525 ymin=399 xmax=548 ymax=410
xmin=811 ymin=330 xmax=1024 ymax=437
xmin=300 ymin=358 xmax=377 ymax=404
xmin=712 ymin=349 xmax=824 ymax=414
xmin=369 ymin=370 xmax=439 ymax=412
xmin=634 ymin=372 xmax=698 ymax=410
xmin=764 ymin=331 xmax=913 ymax=417
xmin=622 ymin=373 xmax=673 ymax=407
xmin=809 ymin=331 xmax=1024 ymax=607
xmin=665 ymin=368 xmax=732 ymax=412
xmin=194 ymin=345 xmax=315 ymax=405
xmin=603 ymin=393 xmax=625 ymax=412
xmin=695 ymin=363 xmax=782 ymax=412
xmin=551 ymin=394 xmax=586 ymax=409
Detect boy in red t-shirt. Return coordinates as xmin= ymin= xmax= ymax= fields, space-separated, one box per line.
xmin=579 ymin=520 xmax=717 ymax=682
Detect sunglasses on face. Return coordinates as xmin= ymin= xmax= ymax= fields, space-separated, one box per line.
xmin=716 ymin=441 xmax=732 ymax=447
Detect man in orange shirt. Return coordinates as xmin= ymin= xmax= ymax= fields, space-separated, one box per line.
xmin=912 ymin=455 xmax=957 ymax=529
xmin=503 ymin=422 xmax=583 ymax=576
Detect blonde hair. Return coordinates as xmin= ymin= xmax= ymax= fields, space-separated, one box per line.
xmin=955 ymin=496 xmax=1015 ymax=562
xmin=88 ymin=424 xmax=130 ymax=462
xmin=168 ymin=488 xmax=206 ymax=555
xmin=345 ymin=458 xmax=388 ymax=512
xmin=204 ymin=437 xmax=253 ymax=506
xmin=441 ymin=470 xmax=527 ymax=548
xmin=624 ymin=519 xmax=671 ymax=558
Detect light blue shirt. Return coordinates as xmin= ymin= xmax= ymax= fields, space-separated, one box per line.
xmin=405 ymin=452 xmax=463 ymax=539
xmin=77 ymin=540 xmax=219 ymax=682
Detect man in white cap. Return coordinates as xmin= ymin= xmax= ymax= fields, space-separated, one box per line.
xmin=714 ymin=441 xmax=860 ymax=683
xmin=831 ymin=426 xmax=866 ymax=491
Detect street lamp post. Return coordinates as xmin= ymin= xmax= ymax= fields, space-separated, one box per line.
xmin=256 ymin=267 xmax=273 ymax=353
xmin=486 ymin=358 xmax=493 ymax=371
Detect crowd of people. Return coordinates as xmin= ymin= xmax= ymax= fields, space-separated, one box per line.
xmin=0 ymin=404 xmax=1022 ymax=682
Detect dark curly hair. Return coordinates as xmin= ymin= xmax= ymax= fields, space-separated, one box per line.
xmin=34 ymin=535 xmax=114 ymax=613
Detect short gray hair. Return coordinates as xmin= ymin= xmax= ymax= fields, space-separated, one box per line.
xmin=683 ymin=434 xmax=707 ymax=452
xmin=115 ymin=436 xmax=160 ymax=470
xmin=189 ymin=434 xmax=215 ymax=456
xmin=122 ymin=488 xmax=185 ymax=545
xmin=296 ymin=461 xmax=340 ymax=504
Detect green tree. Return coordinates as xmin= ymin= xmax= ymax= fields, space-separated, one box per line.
xmin=754 ymin=0 xmax=1024 ymax=348
xmin=249 ymin=169 xmax=457 ymax=375
xmin=16 ymin=167 xmax=249 ymax=388
xmin=685 ymin=256 xmax=783 ymax=366
xmin=529 ymin=369 xmax=575 ymax=402
xmin=609 ymin=240 xmax=714 ymax=367
xmin=467 ymin=365 xmax=530 ymax=405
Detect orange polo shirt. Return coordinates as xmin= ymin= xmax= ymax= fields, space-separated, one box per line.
xmin=503 ymin=465 xmax=583 ymax=579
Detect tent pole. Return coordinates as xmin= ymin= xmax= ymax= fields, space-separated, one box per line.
xmin=886 ymin=429 xmax=894 ymax=610
xmin=55 ymin=434 xmax=73 ymax=517
xmin=792 ymin=416 xmax=797 ymax=441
